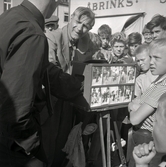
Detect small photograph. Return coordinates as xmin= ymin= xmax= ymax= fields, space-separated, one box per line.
xmin=117 ymin=85 xmax=125 ymax=102
xmin=90 ymin=87 xmax=102 ymax=107
xmin=102 ymin=67 xmax=112 ymax=85
xmin=123 ymin=85 xmax=134 ymax=102
xmin=109 ymin=86 xmax=119 ymax=104
xmin=109 ymin=66 xmax=120 ymax=84
xmin=126 ymin=66 xmax=135 ymax=83
xmin=118 ymin=66 xmax=128 ymax=84
xmin=101 ymin=87 xmax=111 ymax=104
xmin=110 ymin=86 xmax=126 ymax=104
xmin=92 ymin=66 xmax=103 ymax=86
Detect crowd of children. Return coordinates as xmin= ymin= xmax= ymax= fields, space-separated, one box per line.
xmin=1 ymin=2 xmax=166 ymax=166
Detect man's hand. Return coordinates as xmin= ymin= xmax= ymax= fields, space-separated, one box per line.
xmin=133 ymin=141 xmax=156 ymax=167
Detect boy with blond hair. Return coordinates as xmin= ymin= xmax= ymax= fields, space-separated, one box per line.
xmin=128 ymin=38 xmax=166 ymax=167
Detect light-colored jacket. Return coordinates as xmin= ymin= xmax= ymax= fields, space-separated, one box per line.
xmin=51 ymin=24 xmax=95 ymax=73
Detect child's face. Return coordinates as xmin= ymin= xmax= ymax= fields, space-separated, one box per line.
xmin=151 ymin=26 xmax=166 ymax=40
xmin=99 ymin=35 xmax=110 ymax=49
xmin=149 ymin=47 xmax=166 ymax=76
xmin=136 ymin=50 xmax=151 ymax=72
xmin=112 ymin=41 xmax=125 ymax=57
xmin=129 ymin=43 xmax=140 ymax=56
xmin=143 ymin=32 xmax=153 ymax=44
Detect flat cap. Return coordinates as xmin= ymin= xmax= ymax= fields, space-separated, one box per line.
xmin=45 ymin=15 xmax=59 ymax=25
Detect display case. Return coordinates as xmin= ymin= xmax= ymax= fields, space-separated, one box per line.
xmin=72 ymin=61 xmax=136 ymax=111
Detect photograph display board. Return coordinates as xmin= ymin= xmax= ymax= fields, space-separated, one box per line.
xmin=72 ymin=62 xmax=136 ymax=111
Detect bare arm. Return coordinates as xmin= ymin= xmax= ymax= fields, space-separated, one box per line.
xmin=129 ymin=103 xmax=154 ymax=125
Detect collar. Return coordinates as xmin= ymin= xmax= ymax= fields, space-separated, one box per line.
xmin=21 ymin=0 xmax=45 ymax=31
xmin=111 ymin=52 xmax=124 ymax=60
xmin=67 ymin=23 xmax=74 ymax=47
xmin=152 ymin=73 xmax=166 ymax=85
xmin=140 ymin=69 xmax=149 ymax=75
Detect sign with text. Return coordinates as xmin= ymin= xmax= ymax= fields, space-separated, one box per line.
xmin=70 ymin=0 xmax=166 ymax=33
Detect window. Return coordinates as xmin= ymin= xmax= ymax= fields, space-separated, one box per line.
xmin=4 ymin=0 xmax=12 ymax=12
xmin=61 ymin=0 xmax=69 ymax=3
xmin=64 ymin=12 xmax=69 ymax=22
xmin=59 ymin=0 xmax=69 ymax=6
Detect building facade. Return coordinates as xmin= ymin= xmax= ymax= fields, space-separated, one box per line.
xmin=0 ymin=0 xmax=70 ymax=28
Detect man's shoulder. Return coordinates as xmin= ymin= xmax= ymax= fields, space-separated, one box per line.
xmin=54 ymin=28 xmax=63 ymax=34
xmin=0 ymin=7 xmax=45 ymax=38
xmin=52 ymin=27 xmax=66 ymax=41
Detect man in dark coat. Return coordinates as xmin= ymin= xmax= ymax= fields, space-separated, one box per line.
xmin=0 ymin=0 xmax=90 ymax=167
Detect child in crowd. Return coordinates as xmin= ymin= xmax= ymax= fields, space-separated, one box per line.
xmin=97 ymin=24 xmax=113 ymax=63
xmin=111 ymin=32 xmax=134 ymax=64
xmin=128 ymin=38 xmax=166 ymax=167
xmin=142 ymin=24 xmax=153 ymax=44
xmin=89 ymin=31 xmax=112 ymax=63
xmin=134 ymin=44 xmax=158 ymax=97
xmin=127 ymin=32 xmax=142 ymax=61
xmin=133 ymin=92 xmax=166 ymax=167
xmin=98 ymin=24 xmax=112 ymax=50
xmin=147 ymin=14 xmax=166 ymax=40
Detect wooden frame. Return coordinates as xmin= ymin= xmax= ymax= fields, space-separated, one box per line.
xmin=72 ymin=62 xmax=136 ymax=112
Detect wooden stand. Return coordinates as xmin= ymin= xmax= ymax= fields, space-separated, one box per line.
xmin=98 ymin=107 xmax=127 ymax=167
xmin=99 ymin=112 xmax=111 ymax=167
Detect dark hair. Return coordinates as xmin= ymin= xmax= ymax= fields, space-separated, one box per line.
xmin=89 ymin=32 xmax=101 ymax=50
xmin=127 ymin=32 xmax=142 ymax=45
xmin=111 ymin=32 xmax=126 ymax=46
xmin=98 ymin=24 xmax=112 ymax=37
xmin=147 ymin=14 xmax=166 ymax=31
xmin=142 ymin=24 xmax=151 ymax=35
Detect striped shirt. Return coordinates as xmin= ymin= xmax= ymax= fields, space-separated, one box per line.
xmin=139 ymin=74 xmax=166 ymax=132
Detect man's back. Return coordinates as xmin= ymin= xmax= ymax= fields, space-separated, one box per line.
xmin=0 ymin=1 xmax=49 ymax=165
xmin=0 ymin=2 xmax=46 ymax=63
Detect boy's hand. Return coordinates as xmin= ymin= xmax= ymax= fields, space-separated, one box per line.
xmin=133 ymin=141 xmax=156 ymax=166
xmin=128 ymin=97 xmax=141 ymax=113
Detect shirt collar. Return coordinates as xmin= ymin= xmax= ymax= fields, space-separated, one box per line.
xmin=21 ymin=0 xmax=45 ymax=31
xmin=153 ymin=73 xmax=166 ymax=85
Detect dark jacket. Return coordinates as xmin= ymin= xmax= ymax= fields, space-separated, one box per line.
xmin=0 ymin=0 xmax=88 ymax=164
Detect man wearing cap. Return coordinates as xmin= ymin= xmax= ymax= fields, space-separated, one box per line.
xmin=45 ymin=15 xmax=59 ymax=65
xmin=45 ymin=15 xmax=59 ymax=31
